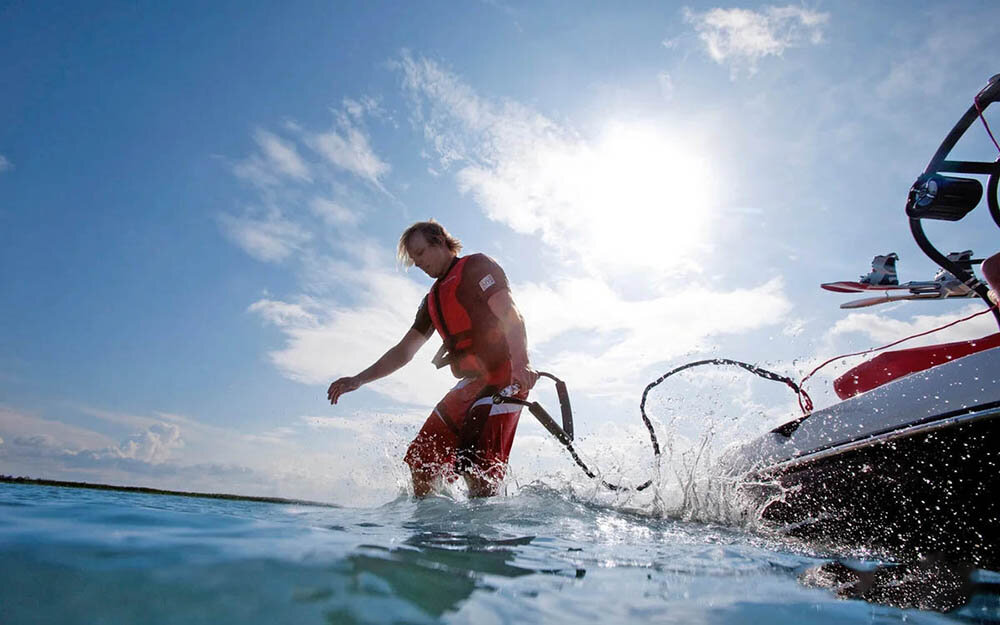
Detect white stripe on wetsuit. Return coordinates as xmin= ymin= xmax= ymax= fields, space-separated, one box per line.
xmin=471 ymin=395 xmax=521 ymax=416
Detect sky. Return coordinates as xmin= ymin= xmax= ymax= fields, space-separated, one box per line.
xmin=2 ymin=0 xmax=1000 ymax=505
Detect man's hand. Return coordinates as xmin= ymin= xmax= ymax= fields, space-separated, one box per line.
xmin=512 ymin=365 xmax=539 ymax=394
xmin=327 ymin=376 xmax=361 ymax=404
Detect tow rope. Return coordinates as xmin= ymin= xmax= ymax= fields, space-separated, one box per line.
xmin=496 ymin=302 xmax=998 ymax=491
xmin=493 ymin=360 xmax=808 ymax=492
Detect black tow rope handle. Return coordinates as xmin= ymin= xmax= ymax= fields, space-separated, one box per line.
xmin=492 ymin=372 xmax=651 ymax=491
xmin=492 ymin=371 xmax=574 ymax=445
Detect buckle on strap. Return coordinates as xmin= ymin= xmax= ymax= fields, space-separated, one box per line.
xmin=431 ymin=344 xmax=451 ymax=369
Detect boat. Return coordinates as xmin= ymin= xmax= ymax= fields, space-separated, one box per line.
xmin=721 ymin=74 xmax=1000 ymax=568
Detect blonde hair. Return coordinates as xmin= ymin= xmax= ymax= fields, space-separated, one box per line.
xmin=397 ymin=220 xmax=462 ymax=266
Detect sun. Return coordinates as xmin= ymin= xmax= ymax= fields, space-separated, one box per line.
xmin=573 ymin=121 xmax=716 ymax=275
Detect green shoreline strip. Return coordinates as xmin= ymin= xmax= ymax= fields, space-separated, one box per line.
xmin=0 ymin=475 xmax=338 ymax=508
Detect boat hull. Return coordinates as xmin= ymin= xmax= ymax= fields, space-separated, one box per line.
xmin=757 ymin=404 xmax=1000 ymax=567
xmin=725 ymin=347 xmax=1000 ymax=567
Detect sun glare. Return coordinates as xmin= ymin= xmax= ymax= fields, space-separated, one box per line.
xmin=573 ymin=122 xmax=715 ymax=274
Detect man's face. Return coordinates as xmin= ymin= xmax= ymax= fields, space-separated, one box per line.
xmin=406 ymin=232 xmax=453 ymax=278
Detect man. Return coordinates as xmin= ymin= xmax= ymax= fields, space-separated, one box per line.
xmin=327 ymin=220 xmax=537 ymax=497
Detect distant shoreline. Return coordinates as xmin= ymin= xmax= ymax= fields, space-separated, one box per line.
xmin=0 ymin=475 xmax=338 ymax=508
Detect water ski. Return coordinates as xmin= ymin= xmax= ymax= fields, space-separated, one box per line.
xmin=840 ymin=289 xmax=978 ymax=309
xmin=821 ymin=280 xmax=942 ymax=294
xmin=824 ymin=251 xmax=980 ymax=304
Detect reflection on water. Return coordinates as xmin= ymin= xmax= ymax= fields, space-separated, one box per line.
xmin=801 ymin=556 xmax=1000 ymax=614
xmin=343 ymin=531 xmax=585 ymax=618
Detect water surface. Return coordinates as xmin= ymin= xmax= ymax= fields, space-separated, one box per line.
xmin=1 ymin=482 xmax=997 ymax=624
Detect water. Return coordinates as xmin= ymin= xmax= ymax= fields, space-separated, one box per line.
xmin=2 ymin=482 xmax=999 ymax=624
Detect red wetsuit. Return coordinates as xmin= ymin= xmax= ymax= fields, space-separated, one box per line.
xmin=404 ymin=254 xmax=526 ymax=490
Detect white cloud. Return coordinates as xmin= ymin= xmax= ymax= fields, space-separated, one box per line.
xmin=222 ymin=99 xmax=388 ymax=265
xmin=0 ymin=415 xmax=182 ymax=468
xmin=0 ymin=154 xmax=11 ymax=173
xmin=231 ymin=129 xmax=311 ymax=187
xmin=0 ymin=404 xmax=411 ymax=504
xmin=309 ymin=116 xmax=390 ymax=188
xmin=248 ymin=299 xmax=320 ymax=328
xmin=310 ymin=197 xmax=360 ymax=225
xmin=218 ymin=213 xmax=312 ymax=263
xmin=106 ymin=423 xmax=183 ymax=463
xmin=249 ymin=253 xmax=452 ymax=407
xmin=519 ymin=276 xmax=792 ymax=395
xmin=397 ymin=52 xmax=718 ymax=280
xmin=0 ymin=405 xmax=115 ymax=451
xmin=824 ymin=304 xmax=998 ymax=349
xmin=684 ymin=5 xmax=829 ymax=78
xmin=342 ymin=96 xmax=385 ymax=122
xmin=232 ymin=154 xmax=282 ymax=187
xmin=254 ymin=129 xmax=311 ymax=181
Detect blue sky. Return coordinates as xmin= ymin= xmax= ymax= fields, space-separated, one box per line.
xmin=2 ymin=1 xmax=999 ymax=504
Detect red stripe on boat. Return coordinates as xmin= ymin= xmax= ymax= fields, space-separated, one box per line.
xmin=834 ymin=333 xmax=1000 ymax=399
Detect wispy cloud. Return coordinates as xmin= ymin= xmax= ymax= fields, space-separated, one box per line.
xmin=520 ymin=276 xmax=792 ymax=395
xmin=248 ymin=251 xmax=451 ymax=407
xmin=0 ymin=405 xmax=115 ymax=451
xmin=220 ymin=100 xmax=389 ymax=267
xmin=0 ymin=154 xmax=11 ymax=173
xmin=0 ymin=404 xmax=412 ymax=503
xmin=1 ymin=414 xmax=183 ymax=473
xmin=248 ymin=299 xmax=320 ymax=328
xmin=342 ymin=96 xmax=386 ymax=123
xmin=254 ymin=129 xmax=312 ymax=182
xmin=824 ymin=304 xmax=997 ymax=349
xmin=396 ymin=52 xmax=718 ymax=281
xmin=310 ymin=197 xmax=360 ymax=226
xmin=218 ymin=212 xmax=312 ymax=263
xmin=309 ymin=114 xmax=391 ymax=190
xmin=684 ymin=5 xmax=829 ymax=78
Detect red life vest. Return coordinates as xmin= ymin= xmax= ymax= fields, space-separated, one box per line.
xmin=427 ymin=256 xmax=507 ymax=380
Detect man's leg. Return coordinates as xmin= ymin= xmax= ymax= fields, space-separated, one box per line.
xmin=411 ymin=467 xmax=435 ymax=497
xmin=404 ymin=379 xmax=480 ymax=497
xmin=405 ymin=426 xmax=457 ymax=498
xmin=459 ymin=392 xmax=524 ymax=497
xmin=464 ymin=472 xmax=499 ymax=498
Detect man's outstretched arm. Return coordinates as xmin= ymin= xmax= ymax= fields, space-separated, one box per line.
xmin=327 ymin=328 xmax=430 ymax=404
xmin=487 ymin=289 xmax=538 ymax=392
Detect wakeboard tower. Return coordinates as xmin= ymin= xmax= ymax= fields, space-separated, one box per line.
xmin=495 ymin=73 xmax=1000 ymax=568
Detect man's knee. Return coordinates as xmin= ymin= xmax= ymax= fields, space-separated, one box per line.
xmin=463 ymin=471 xmax=500 ymax=498
xmin=410 ymin=466 xmax=435 ymax=497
